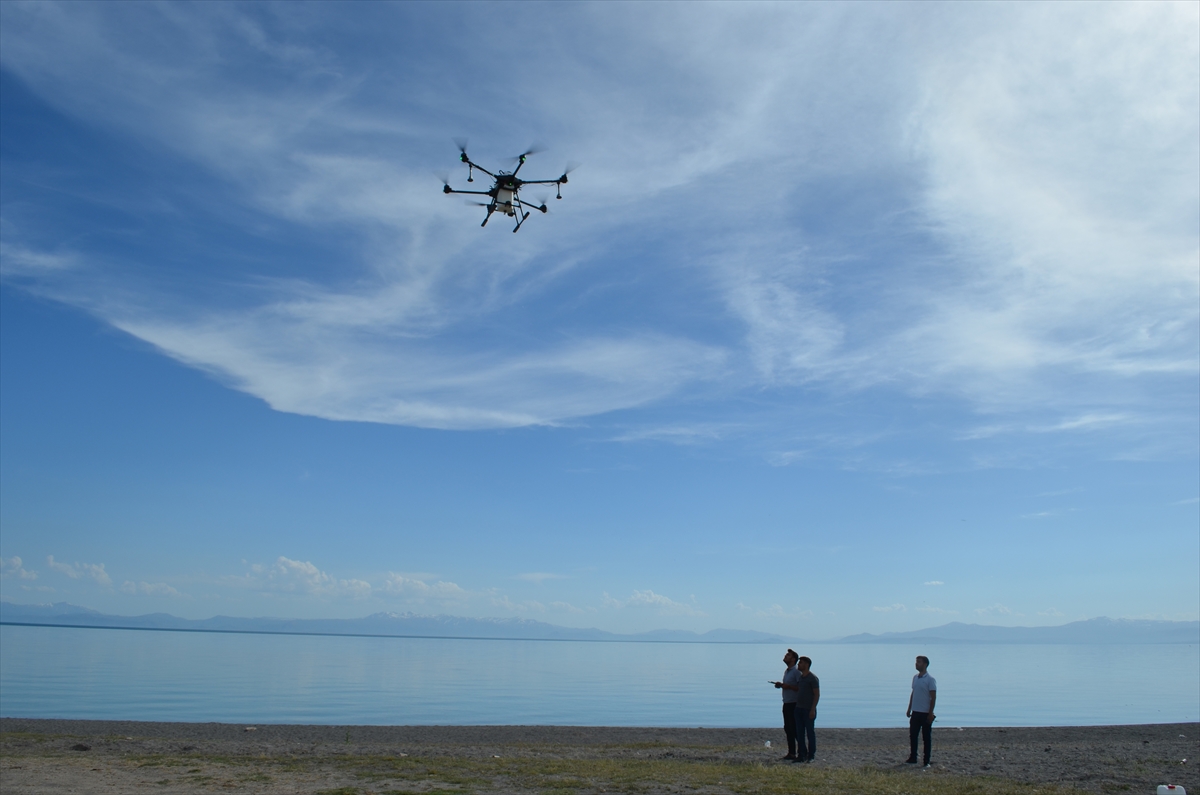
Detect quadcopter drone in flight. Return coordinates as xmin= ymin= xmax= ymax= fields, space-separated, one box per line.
xmin=441 ymin=140 xmax=574 ymax=233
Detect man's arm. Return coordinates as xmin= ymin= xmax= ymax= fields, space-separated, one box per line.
xmin=809 ymin=687 xmax=820 ymax=718
xmin=906 ymin=692 xmax=913 ymax=718
xmin=925 ymin=690 xmax=936 ymax=724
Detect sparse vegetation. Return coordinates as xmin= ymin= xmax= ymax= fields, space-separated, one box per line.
xmin=7 ymin=723 xmax=1192 ymax=794
xmin=68 ymin=749 xmax=1084 ymax=794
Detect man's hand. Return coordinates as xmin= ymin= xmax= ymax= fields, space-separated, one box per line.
xmin=906 ymin=709 xmax=912 ymax=718
xmin=809 ymin=707 xmax=816 ymax=720
xmin=926 ymin=713 xmax=935 ymax=725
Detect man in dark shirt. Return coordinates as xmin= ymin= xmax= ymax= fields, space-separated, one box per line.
xmin=792 ymin=655 xmax=820 ymax=762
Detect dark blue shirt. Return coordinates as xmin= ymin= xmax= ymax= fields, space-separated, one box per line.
xmin=795 ymin=672 xmax=819 ymax=709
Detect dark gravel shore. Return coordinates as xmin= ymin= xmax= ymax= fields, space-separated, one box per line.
xmin=2 ymin=718 xmax=1197 ymax=794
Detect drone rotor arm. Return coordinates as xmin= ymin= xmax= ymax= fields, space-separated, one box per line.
xmin=522 ymin=175 xmax=569 ymax=199
xmin=462 ymin=160 xmax=496 ymax=179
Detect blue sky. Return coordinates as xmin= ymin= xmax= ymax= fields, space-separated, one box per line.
xmin=1 ymin=1 xmax=1196 ymax=639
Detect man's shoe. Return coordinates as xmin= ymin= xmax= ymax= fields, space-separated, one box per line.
xmin=780 ymin=754 xmax=795 ymax=761
xmin=807 ymin=755 xmax=816 ymax=763
xmin=922 ymin=763 xmax=932 ymax=769
xmin=791 ymin=756 xmax=808 ymax=763
xmin=904 ymin=757 xmax=918 ymax=764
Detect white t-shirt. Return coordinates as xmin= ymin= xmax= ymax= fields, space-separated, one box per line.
xmin=911 ymin=672 xmax=937 ymax=713
xmin=782 ymin=665 xmax=801 ymax=703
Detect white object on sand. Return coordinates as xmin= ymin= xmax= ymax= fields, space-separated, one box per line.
xmin=764 ymin=741 xmax=771 ymax=747
xmin=1158 ymin=785 xmax=1187 ymax=794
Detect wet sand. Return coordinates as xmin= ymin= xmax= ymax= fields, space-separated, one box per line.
xmin=2 ymin=718 xmax=1196 ymax=794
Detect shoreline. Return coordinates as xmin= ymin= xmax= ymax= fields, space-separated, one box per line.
xmin=3 ymin=718 xmax=1197 ymax=793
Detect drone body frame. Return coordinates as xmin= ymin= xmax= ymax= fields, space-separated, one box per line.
xmin=442 ymin=143 xmax=570 ymax=233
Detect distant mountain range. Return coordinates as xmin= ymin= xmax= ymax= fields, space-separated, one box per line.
xmin=1 ymin=601 xmax=1196 ymax=645
xmin=838 ymin=617 xmax=1199 ymax=645
xmin=0 ymin=601 xmax=787 ymax=644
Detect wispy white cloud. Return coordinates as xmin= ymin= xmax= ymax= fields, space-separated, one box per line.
xmin=113 ymin=315 xmax=727 ymax=430
xmin=121 ymin=580 xmax=182 ymax=597
xmin=608 ymin=424 xmax=729 ymax=445
xmin=1037 ymin=607 xmax=1064 ymax=618
xmin=0 ymin=2 xmax=1193 ymax=448
xmin=765 ymin=450 xmax=808 ymax=467
xmin=923 ymin=581 xmax=944 ymax=586
xmin=754 ymin=603 xmax=813 ymax=620
xmin=273 ymin=557 xmax=359 ymax=596
xmin=222 ymin=561 xmax=464 ymax=603
xmin=45 ymin=555 xmax=111 ymax=586
xmin=605 ymin=589 xmax=704 ymax=616
xmin=514 ymin=572 xmax=567 ymax=584
xmin=873 ymin=603 xmax=907 ymax=613
xmin=916 ymin=606 xmax=957 ymax=615
xmin=1031 ymin=414 xmax=1134 ymax=434
xmin=491 ymin=595 xmax=545 ymax=613
xmin=382 ymin=572 xmax=466 ymax=601
xmin=226 ymin=556 xmax=373 ymax=598
xmin=550 ymin=600 xmax=586 ymax=614
xmin=975 ymin=603 xmax=1021 ymax=617
xmin=0 ymin=244 xmax=79 ymax=277
xmin=1 ymin=556 xmax=38 ymax=580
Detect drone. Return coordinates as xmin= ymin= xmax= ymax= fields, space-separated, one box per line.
xmin=441 ymin=140 xmax=573 ymax=233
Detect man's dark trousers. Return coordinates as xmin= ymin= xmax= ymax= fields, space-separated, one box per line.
xmin=782 ymin=703 xmax=797 ymax=756
xmin=909 ymin=712 xmax=932 ymax=765
xmin=795 ymin=706 xmax=816 ymax=760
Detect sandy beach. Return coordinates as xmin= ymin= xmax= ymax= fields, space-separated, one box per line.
xmin=1 ymin=718 xmax=1196 ymax=794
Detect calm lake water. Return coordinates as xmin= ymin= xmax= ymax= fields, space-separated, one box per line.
xmin=1 ymin=624 xmax=1196 ymax=727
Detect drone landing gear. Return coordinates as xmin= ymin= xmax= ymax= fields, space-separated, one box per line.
xmin=481 ymin=210 xmax=493 ymax=227
xmin=513 ymin=211 xmax=530 ymax=233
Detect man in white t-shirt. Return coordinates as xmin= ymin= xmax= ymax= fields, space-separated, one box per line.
xmin=905 ymin=655 xmax=936 ymax=767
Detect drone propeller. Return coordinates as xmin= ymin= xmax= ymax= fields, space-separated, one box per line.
xmin=464 ymin=200 xmax=490 ymax=207
xmin=550 ymin=162 xmax=579 ymax=198
xmin=436 ymin=171 xmax=453 ymax=194
xmin=452 ymin=137 xmax=478 ymax=181
xmin=507 ymin=143 xmax=547 ymax=166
